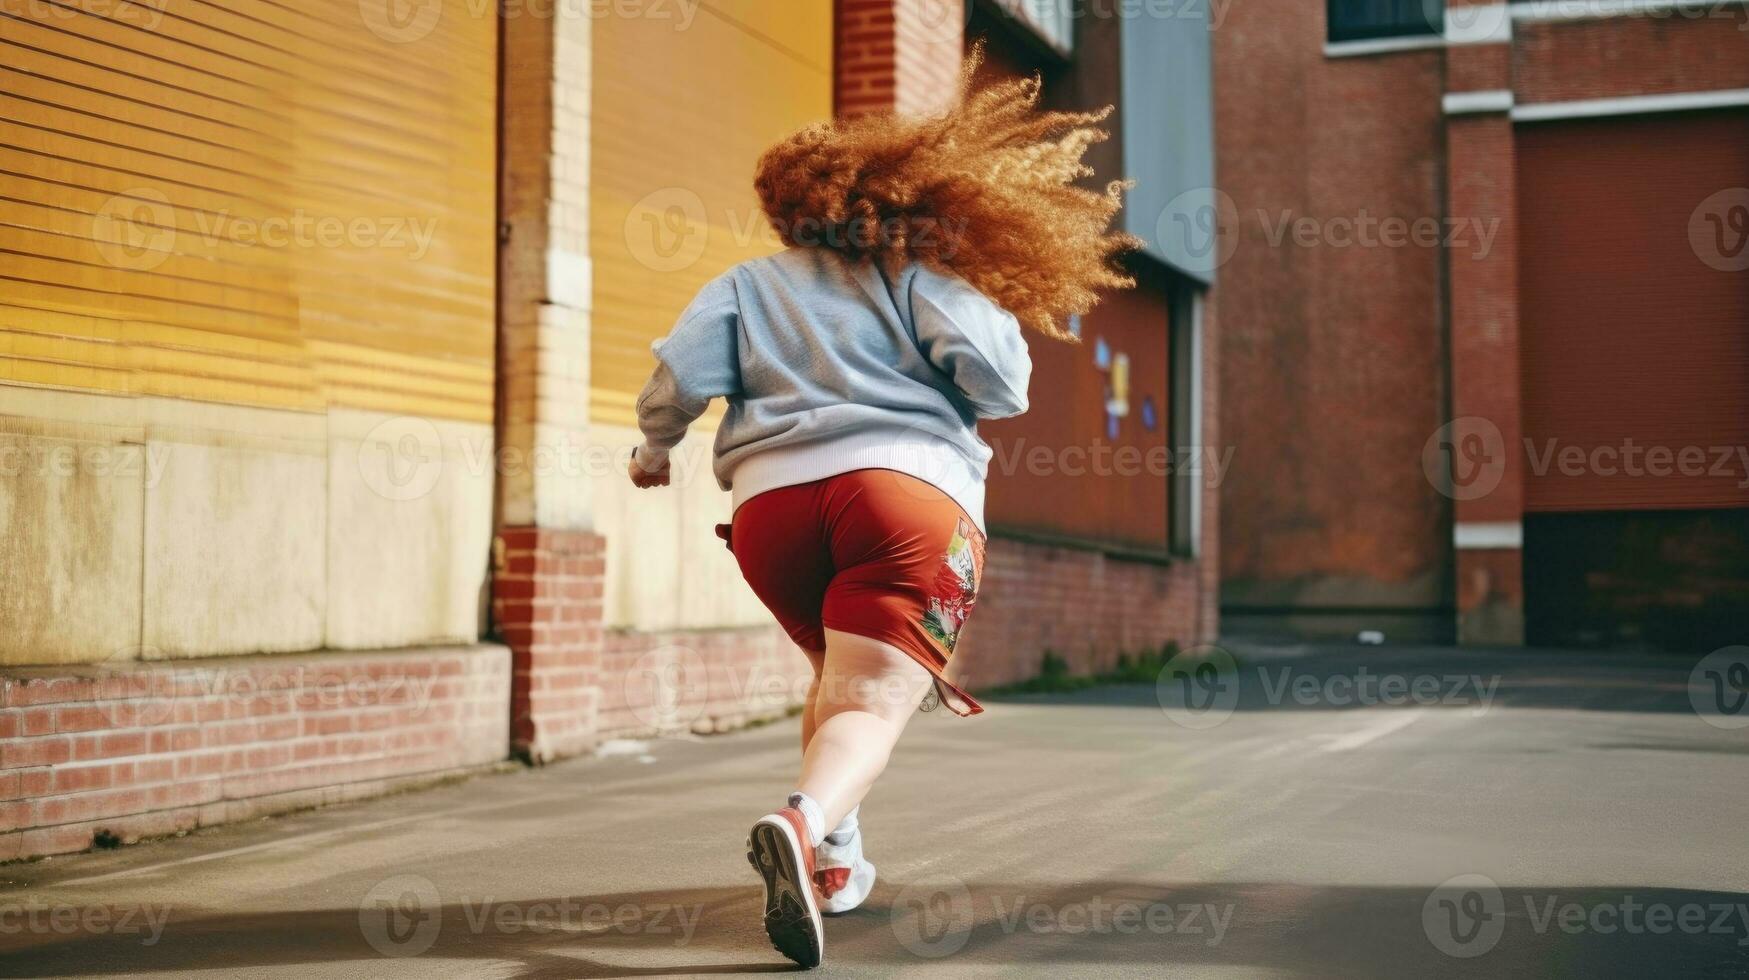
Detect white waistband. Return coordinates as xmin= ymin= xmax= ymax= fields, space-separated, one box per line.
xmin=727 ymin=430 xmax=987 ymax=532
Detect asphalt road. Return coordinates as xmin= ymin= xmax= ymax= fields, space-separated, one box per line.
xmin=3 ymin=643 xmax=1746 ymax=979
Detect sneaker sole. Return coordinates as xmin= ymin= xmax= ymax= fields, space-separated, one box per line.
xmin=747 ymin=816 xmax=823 ymax=968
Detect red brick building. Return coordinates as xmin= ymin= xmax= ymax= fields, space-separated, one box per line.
xmin=1215 ymin=0 xmax=1749 ymax=649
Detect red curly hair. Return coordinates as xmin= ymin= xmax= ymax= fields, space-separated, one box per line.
xmin=753 ymin=43 xmax=1140 ymax=341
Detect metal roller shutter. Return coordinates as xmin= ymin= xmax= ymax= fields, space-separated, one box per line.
xmin=0 ymin=0 xmax=497 ymax=422
xmin=1517 ymin=110 xmax=1749 ymax=513
xmin=589 ymin=0 xmax=832 ymax=427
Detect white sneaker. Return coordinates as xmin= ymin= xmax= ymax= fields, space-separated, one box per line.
xmin=814 ymin=829 xmax=877 ymax=915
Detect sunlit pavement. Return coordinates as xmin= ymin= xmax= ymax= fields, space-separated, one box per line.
xmin=3 ymin=643 xmax=1746 ymax=979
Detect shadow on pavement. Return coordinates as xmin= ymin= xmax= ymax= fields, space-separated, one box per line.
xmin=3 ymin=880 xmax=1746 ymax=979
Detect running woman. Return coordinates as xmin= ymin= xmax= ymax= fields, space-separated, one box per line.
xmin=627 ymin=46 xmax=1137 ymax=968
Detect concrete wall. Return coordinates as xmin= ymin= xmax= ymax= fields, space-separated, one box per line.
xmin=0 ymin=388 xmax=494 ymax=666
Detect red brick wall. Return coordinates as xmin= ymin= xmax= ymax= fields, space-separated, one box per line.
xmin=1515 ymin=15 xmax=1749 ymax=105
xmin=1212 ymin=2 xmax=1451 ymax=628
xmin=492 ymin=527 xmax=605 ymax=762
xmin=0 ymin=647 xmax=509 ymax=860
xmin=837 ymin=0 xmax=964 ymax=117
xmin=1214 ymin=6 xmax=1747 ymax=644
xmin=957 ymin=535 xmax=1215 ymax=688
xmin=597 ymin=627 xmax=811 ymax=738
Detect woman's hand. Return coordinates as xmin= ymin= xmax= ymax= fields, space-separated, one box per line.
xmin=628 ymin=449 xmax=670 ymax=489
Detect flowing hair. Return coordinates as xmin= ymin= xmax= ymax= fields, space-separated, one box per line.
xmin=753 ymin=43 xmax=1140 ymax=341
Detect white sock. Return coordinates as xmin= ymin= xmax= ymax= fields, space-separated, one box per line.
xmin=787 ymin=792 xmax=826 ymax=847
xmin=825 ymin=806 xmax=859 ymax=846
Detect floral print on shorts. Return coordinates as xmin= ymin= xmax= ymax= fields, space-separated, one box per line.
xmin=921 ymin=518 xmax=985 ymax=654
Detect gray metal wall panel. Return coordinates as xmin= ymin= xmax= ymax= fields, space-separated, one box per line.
xmin=1120 ymin=9 xmax=1218 ymax=284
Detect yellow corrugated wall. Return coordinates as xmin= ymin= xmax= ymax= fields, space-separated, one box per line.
xmin=590 ymin=0 xmax=833 ymax=427
xmin=0 ymin=0 xmax=496 ymax=422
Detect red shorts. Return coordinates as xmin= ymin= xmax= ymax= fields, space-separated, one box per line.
xmin=722 ymin=469 xmax=987 ymax=716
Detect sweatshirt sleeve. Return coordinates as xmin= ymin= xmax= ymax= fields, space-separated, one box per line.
xmin=634 ymin=275 xmax=741 ymax=465
xmin=909 ymin=267 xmax=1032 ymax=419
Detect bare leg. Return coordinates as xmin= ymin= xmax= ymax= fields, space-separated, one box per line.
xmin=798 ymin=648 xmax=825 ymax=752
xmin=794 ymin=628 xmax=933 ymax=833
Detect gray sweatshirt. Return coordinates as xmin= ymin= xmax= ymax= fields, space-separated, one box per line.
xmin=633 ymin=246 xmax=1032 ymax=529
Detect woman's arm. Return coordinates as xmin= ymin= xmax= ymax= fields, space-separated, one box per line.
xmin=910 ymin=268 xmax=1033 ymax=419
xmin=630 ymin=276 xmax=741 ymax=487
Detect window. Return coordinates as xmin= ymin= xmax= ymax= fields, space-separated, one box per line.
xmin=1326 ymin=0 xmax=1443 ymax=43
xmin=986 ymin=0 xmax=1074 ymax=54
